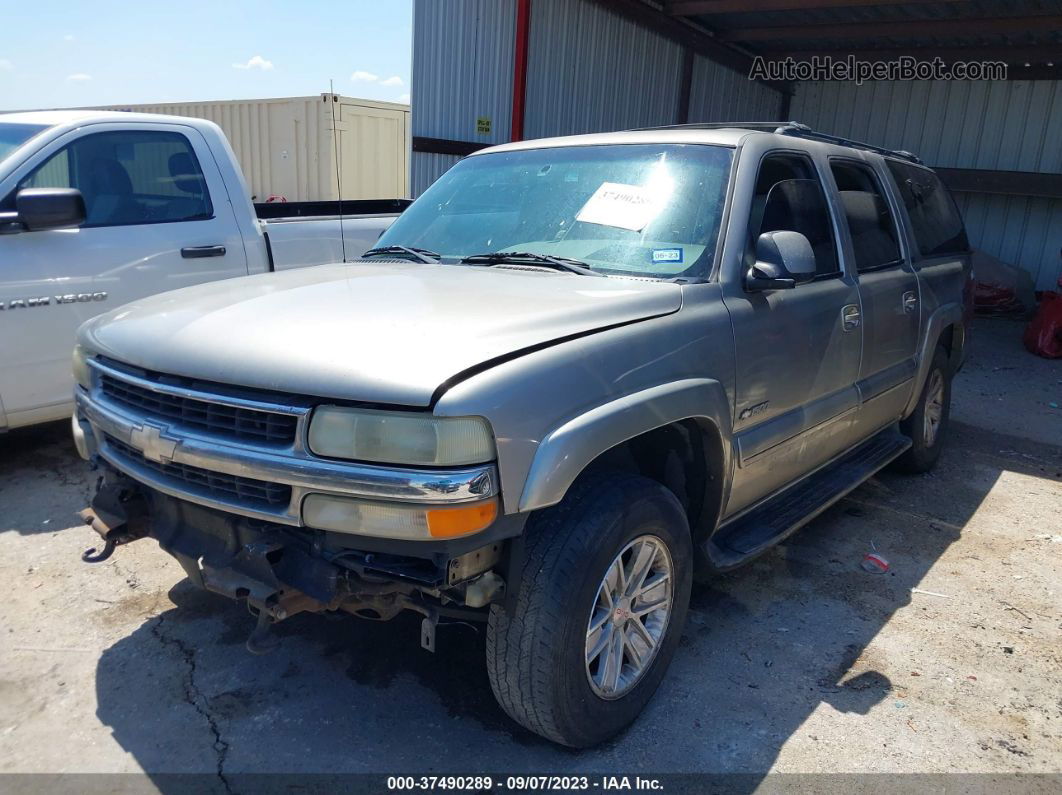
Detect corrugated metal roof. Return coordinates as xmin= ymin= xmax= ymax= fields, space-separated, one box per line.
xmin=792 ymin=79 xmax=1062 ymax=172
xmin=689 ymin=0 xmax=1062 ymax=28
xmin=957 ymin=192 xmax=1062 ymax=290
xmin=792 ymin=77 xmax=1062 ymax=288
xmin=523 ymin=0 xmax=687 ymax=137
xmin=674 ymin=0 xmax=1062 ymax=64
xmin=411 ymin=151 xmax=462 ymax=196
xmin=411 ymin=0 xmax=515 ymax=144
xmin=687 ymin=54 xmax=783 ymax=123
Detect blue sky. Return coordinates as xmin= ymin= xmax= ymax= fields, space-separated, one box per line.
xmin=0 ymin=0 xmax=412 ymax=110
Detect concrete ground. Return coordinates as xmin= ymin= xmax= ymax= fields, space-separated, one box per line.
xmin=0 ymin=317 xmax=1059 ymax=788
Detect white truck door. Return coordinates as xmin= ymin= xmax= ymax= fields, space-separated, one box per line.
xmin=0 ymin=122 xmax=249 ymax=428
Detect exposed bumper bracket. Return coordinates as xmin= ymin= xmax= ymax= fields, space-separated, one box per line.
xmin=79 ymin=478 xmax=150 ymax=563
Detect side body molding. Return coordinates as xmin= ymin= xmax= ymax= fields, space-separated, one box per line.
xmin=902 ymin=302 xmax=964 ymax=418
xmin=518 ymin=378 xmax=733 ymax=513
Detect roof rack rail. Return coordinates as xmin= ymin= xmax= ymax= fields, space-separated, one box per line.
xmin=630 ymin=120 xmax=923 ymax=164
xmin=774 ymin=123 xmax=923 ymax=164
xmin=631 ymin=121 xmax=787 ymax=132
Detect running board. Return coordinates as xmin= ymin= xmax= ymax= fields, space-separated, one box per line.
xmin=705 ymin=428 xmax=912 ymax=570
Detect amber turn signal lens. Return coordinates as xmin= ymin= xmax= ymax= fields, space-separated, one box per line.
xmin=426 ymin=499 xmax=498 ymax=539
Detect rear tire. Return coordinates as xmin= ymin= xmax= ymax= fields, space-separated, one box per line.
xmin=895 ymin=344 xmax=952 ymax=473
xmin=486 ymin=473 xmax=692 ymax=748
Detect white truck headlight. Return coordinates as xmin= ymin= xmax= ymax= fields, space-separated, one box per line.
xmin=308 ymin=406 xmax=495 ymax=466
xmin=72 ymin=344 xmax=92 ymax=390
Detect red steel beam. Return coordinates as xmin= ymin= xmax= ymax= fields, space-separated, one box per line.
xmin=511 ymin=0 xmax=532 ymax=142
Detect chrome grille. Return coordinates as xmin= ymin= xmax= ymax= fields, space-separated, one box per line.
xmin=105 ymin=435 xmax=292 ymax=509
xmin=100 ymin=373 xmax=297 ymax=445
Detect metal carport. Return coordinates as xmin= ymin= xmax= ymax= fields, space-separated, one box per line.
xmin=411 ymin=0 xmax=1062 ymax=290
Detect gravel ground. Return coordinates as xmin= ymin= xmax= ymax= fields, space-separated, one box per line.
xmin=0 ymin=317 xmax=1059 ymax=788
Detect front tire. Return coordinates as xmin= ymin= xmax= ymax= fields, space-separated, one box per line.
xmin=486 ymin=473 xmax=692 ymax=748
xmin=895 ymin=344 xmax=952 ymax=473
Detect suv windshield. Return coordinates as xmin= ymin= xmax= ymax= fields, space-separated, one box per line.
xmin=0 ymin=123 xmax=49 ymax=165
xmin=376 ymin=143 xmax=733 ymax=279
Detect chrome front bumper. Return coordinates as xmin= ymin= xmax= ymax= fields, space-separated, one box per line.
xmin=75 ymin=360 xmax=498 ymax=527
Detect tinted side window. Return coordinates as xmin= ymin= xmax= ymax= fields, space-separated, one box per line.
xmin=886 ymin=160 xmax=968 ymax=257
xmin=830 ymin=161 xmax=902 ymax=272
xmin=750 ymin=154 xmax=839 ymax=277
xmin=19 ymin=130 xmax=212 ymax=227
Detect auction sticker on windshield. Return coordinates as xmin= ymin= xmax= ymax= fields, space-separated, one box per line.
xmin=576 ymin=182 xmax=663 ymax=232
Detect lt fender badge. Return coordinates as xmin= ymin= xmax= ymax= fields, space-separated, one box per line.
xmin=0 ymin=292 xmax=107 ymax=310
xmin=130 ymin=423 xmax=180 ymax=464
xmin=739 ymin=401 xmax=769 ymax=421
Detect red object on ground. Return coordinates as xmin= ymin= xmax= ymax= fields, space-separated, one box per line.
xmin=974 ymin=282 xmax=1021 ymax=314
xmin=1023 ymin=282 xmax=1062 ymax=359
xmin=861 ymin=553 xmax=890 ymax=573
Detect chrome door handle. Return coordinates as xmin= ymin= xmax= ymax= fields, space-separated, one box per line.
xmin=842 ymin=304 xmax=861 ymax=331
xmin=903 ymin=291 xmax=918 ymax=313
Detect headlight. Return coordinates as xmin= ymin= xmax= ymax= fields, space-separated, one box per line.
xmin=308 ymin=406 xmax=495 ymax=466
xmin=72 ymin=344 xmax=92 ymax=390
xmin=302 ymin=494 xmax=498 ymax=540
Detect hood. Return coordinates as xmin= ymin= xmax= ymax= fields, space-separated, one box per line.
xmin=80 ymin=262 xmax=682 ymax=407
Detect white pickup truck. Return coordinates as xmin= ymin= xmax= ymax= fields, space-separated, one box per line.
xmin=0 ymin=110 xmax=406 ymax=430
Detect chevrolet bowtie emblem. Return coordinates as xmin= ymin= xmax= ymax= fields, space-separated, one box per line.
xmin=130 ymin=423 xmax=179 ymax=464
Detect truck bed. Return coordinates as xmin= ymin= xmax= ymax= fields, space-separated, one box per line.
xmin=254 ymin=199 xmax=410 ymax=219
xmin=258 ymin=200 xmax=410 ymax=271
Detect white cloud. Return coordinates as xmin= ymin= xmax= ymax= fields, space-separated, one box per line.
xmin=350 ymin=70 xmax=379 ymax=82
xmin=397 ymin=93 xmax=410 ymax=104
xmin=66 ymin=73 xmax=91 ymax=82
xmin=381 ymin=75 xmax=404 ymax=87
xmin=0 ymin=59 xmax=12 ymax=71
xmin=232 ymin=55 xmax=274 ymax=71
xmin=63 ymin=34 xmax=75 ymax=41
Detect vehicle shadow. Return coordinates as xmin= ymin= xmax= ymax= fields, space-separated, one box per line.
xmin=0 ymin=420 xmax=92 ymax=535
xmin=92 ymin=418 xmax=1060 ymax=787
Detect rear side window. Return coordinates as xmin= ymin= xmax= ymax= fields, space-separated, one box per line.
xmin=885 ymin=160 xmax=968 ymax=257
xmin=750 ymin=153 xmax=839 ymax=277
xmin=830 ymin=160 xmax=902 ymax=272
xmin=18 ymin=130 xmax=212 ymax=227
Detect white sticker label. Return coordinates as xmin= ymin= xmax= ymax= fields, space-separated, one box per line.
xmin=576 ymin=182 xmax=662 ymax=232
xmin=652 ymin=248 xmax=683 ymax=263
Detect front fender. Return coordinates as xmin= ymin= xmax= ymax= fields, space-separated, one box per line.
xmin=518 ymin=378 xmax=733 ymax=512
xmin=903 ymin=302 xmax=964 ymax=418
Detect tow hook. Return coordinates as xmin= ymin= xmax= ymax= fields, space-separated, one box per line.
xmin=78 ymin=480 xmax=149 ymax=565
xmin=421 ymin=610 xmax=439 ymax=653
xmin=245 ymin=609 xmax=280 ymax=655
xmin=81 ymin=538 xmax=117 ymax=563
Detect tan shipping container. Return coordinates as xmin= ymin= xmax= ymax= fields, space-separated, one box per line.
xmin=99 ymin=94 xmax=410 ymax=201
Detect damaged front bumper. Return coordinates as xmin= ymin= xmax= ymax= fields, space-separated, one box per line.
xmin=81 ymin=470 xmax=516 ymax=653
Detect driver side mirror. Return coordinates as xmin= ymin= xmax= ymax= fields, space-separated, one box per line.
xmin=745 ymin=230 xmax=817 ymax=292
xmin=13 ymin=188 xmax=87 ymax=232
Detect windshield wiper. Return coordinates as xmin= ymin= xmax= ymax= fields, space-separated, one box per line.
xmin=459 ymin=251 xmax=602 ymax=277
xmin=361 ymin=245 xmax=441 ymax=264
